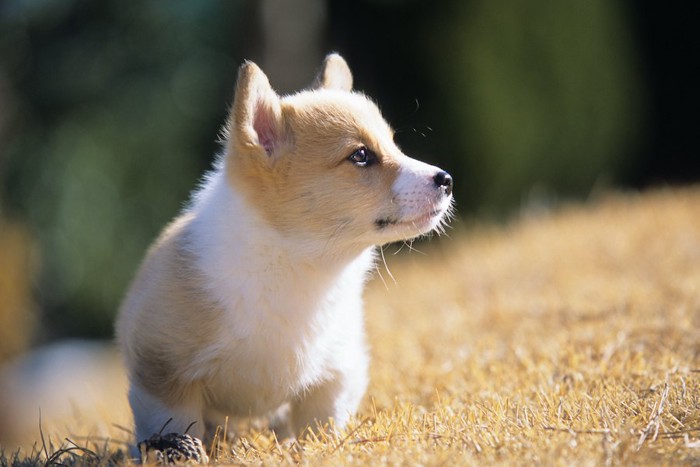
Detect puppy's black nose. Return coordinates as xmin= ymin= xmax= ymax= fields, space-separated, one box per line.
xmin=433 ymin=170 xmax=453 ymax=195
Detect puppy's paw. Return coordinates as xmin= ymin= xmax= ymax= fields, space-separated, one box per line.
xmin=138 ymin=432 xmax=209 ymax=464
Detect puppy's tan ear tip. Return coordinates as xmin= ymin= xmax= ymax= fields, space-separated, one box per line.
xmin=237 ymin=61 xmax=265 ymax=82
xmin=234 ymin=60 xmax=276 ymax=103
xmin=315 ymin=53 xmax=353 ymax=91
xmin=324 ymin=53 xmax=347 ymax=67
xmin=230 ymin=59 xmax=281 ymax=155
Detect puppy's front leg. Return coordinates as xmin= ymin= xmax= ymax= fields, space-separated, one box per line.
xmin=290 ymin=380 xmax=342 ymax=437
xmin=129 ymin=383 xmax=206 ymax=461
xmin=290 ymin=375 xmax=366 ymax=437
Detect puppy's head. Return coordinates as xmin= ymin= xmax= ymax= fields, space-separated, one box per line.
xmin=224 ymin=54 xmax=453 ymax=252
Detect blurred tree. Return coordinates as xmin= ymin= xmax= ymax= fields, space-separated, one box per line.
xmin=437 ymin=0 xmax=641 ymax=212
xmin=261 ymin=0 xmax=326 ymax=93
xmin=0 ymin=0 xmax=255 ymax=338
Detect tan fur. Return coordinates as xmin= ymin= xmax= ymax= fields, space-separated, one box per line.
xmin=118 ymin=213 xmax=216 ymax=407
xmin=226 ymin=71 xmax=404 ymax=248
xmin=312 ymin=54 xmax=354 ymax=91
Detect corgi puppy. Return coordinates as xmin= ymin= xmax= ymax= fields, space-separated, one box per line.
xmin=116 ymin=53 xmax=453 ymax=450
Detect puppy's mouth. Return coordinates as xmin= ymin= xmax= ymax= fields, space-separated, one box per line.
xmin=375 ymin=208 xmax=444 ymax=230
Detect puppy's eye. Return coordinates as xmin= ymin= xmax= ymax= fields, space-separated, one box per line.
xmin=348 ymin=147 xmax=377 ymax=167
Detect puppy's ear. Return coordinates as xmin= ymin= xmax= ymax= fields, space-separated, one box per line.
xmin=313 ymin=53 xmax=353 ymax=92
xmin=228 ymin=61 xmax=283 ymax=156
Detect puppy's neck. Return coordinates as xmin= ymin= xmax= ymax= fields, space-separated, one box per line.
xmin=188 ymin=165 xmax=373 ymax=285
xmin=182 ymin=167 xmax=374 ymax=330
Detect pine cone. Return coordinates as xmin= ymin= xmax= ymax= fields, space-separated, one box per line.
xmin=138 ymin=432 xmax=209 ymax=464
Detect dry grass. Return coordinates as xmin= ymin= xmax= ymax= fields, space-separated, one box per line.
xmin=3 ymin=187 xmax=700 ymax=465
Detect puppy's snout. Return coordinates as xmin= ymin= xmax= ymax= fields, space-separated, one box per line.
xmin=433 ymin=170 xmax=453 ymax=196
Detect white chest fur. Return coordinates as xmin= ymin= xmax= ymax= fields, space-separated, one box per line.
xmin=186 ymin=168 xmax=373 ymax=414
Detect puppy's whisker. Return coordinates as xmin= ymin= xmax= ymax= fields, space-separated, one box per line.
xmin=374 ymin=261 xmax=389 ymax=290
xmin=375 ymin=246 xmax=398 ymax=290
xmin=399 ymin=239 xmax=424 ymax=256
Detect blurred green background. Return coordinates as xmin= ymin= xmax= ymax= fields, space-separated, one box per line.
xmin=0 ymin=0 xmax=698 ymax=349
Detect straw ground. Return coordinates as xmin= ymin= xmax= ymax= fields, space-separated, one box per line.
xmin=2 ymin=186 xmax=699 ymax=465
